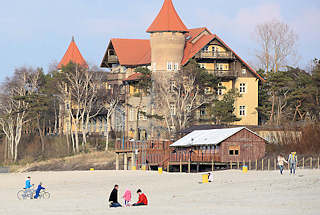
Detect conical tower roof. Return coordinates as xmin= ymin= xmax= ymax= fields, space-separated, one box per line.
xmin=146 ymin=0 xmax=188 ymax=33
xmin=58 ymin=37 xmax=88 ymax=69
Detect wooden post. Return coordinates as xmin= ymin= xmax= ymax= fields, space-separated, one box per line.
xmin=180 ymin=159 xmax=182 ymax=173
xmin=230 ymin=161 xmax=232 ymax=170
xmin=255 ymin=160 xmax=258 ymax=170
xmin=318 ymin=157 xmax=319 ymax=169
xmin=212 ymin=159 xmax=214 ymax=172
xmin=262 ymin=159 xmax=264 ymax=171
xmin=268 ymin=159 xmax=270 ymax=171
xmin=249 ymin=160 xmax=251 ymax=170
xmin=303 ymin=157 xmax=305 ymax=169
xmin=167 ymin=162 xmax=170 ymax=173
xmin=116 ymin=153 xmax=119 ymax=170
xmin=310 ymin=157 xmax=313 ymax=169
xmin=188 ymin=160 xmax=191 ymax=173
xmin=274 ymin=158 xmax=277 ymax=170
xmin=123 ymin=153 xmax=128 ymax=170
xmin=237 ymin=161 xmax=239 ymax=169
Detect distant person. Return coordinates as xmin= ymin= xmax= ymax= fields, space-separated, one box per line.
xmin=109 ymin=185 xmax=122 ymax=208
xmin=34 ymin=182 xmax=45 ymax=199
xmin=123 ymin=189 xmax=132 ymax=207
xmin=288 ymin=152 xmax=298 ymax=174
xmin=277 ymin=154 xmax=288 ymax=175
xmin=208 ymin=172 xmax=214 ymax=182
xmin=132 ymin=189 xmax=148 ymax=206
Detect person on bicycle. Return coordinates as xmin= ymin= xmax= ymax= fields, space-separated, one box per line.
xmin=24 ymin=176 xmax=34 ymax=197
xmin=34 ymin=182 xmax=45 ymax=199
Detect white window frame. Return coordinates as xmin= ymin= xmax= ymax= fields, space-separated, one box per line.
xmin=138 ymin=107 xmax=147 ymax=121
xmin=239 ymin=106 xmax=246 ymax=116
xmin=215 ymin=63 xmax=224 ymax=70
xmin=153 ymin=63 xmax=157 ymax=71
xmin=174 ymin=63 xmax=179 ymax=71
xmin=167 ymin=62 xmax=173 ymax=71
xmin=239 ymin=83 xmax=246 ymax=94
xmin=169 ymin=103 xmax=176 ymax=116
xmin=242 ymin=68 xmax=246 ymax=74
xmin=200 ymin=63 xmax=206 ymax=69
xmin=203 ymin=46 xmax=209 ymax=52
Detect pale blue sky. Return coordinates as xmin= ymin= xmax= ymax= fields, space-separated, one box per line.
xmin=1 ymin=0 xmax=319 ymax=81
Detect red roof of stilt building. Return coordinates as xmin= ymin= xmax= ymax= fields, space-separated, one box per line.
xmin=146 ymin=0 xmax=188 ymax=33
xmin=58 ymin=37 xmax=88 ymax=69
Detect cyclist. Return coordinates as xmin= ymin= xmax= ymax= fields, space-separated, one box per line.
xmin=34 ymin=182 xmax=45 ymax=199
xmin=24 ymin=176 xmax=34 ymax=198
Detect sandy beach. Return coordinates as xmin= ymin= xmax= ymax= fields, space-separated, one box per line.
xmin=1 ymin=169 xmax=319 ymax=215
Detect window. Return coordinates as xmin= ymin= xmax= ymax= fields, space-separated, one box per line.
xmin=153 ymin=63 xmax=157 ymax=71
xmin=169 ymin=80 xmax=176 ymax=93
xmin=239 ymin=106 xmax=246 ymax=116
xmin=167 ymin=62 xmax=173 ymax=71
xmin=170 ymin=103 xmax=176 ymax=115
xmin=212 ymin=46 xmax=216 ymax=53
xmin=200 ymin=63 xmax=206 ymax=69
xmin=229 ymin=146 xmax=240 ymax=156
xmin=108 ymin=84 xmax=112 ymax=90
xmin=138 ymin=108 xmax=147 ymax=120
xmin=203 ymin=46 xmax=209 ymax=52
xmin=239 ymin=83 xmax=246 ymax=93
xmin=200 ymin=106 xmax=206 ymax=117
xmin=217 ymin=83 xmax=223 ymax=95
xmin=205 ymin=87 xmax=212 ymax=94
xmin=242 ymin=68 xmax=246 ymax=74
xmin=174 ymin=63 xmax=179 ymax=71
xmin=215 ymin=63 xmax=224 ymax=70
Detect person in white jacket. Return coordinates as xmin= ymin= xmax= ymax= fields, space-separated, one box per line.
xmin=277 ymin=154 xmax=288 ymax=175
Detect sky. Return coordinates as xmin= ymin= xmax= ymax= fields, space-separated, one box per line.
xmin=0 ymin=0 xmax=319 ymax=81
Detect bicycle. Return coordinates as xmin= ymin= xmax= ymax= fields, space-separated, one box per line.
xmin=38 ymin=190 xmax=50 ymax=199
xmin=17 ymin=185 xmax=35 ymax=200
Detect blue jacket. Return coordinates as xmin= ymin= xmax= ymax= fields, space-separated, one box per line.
xmin=25 ymin=180 xmax=32 ymax=189
xmin=35 ymin=184 xmax=45 ymax=194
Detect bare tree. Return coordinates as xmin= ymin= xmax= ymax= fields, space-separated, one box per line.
xmin=0 ymin=68 xmax=40 ymax=162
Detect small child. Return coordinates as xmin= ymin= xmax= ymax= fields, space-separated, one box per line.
xmin=208 ymin=172 xmax=214 ymax=182
xmin=34 ymin=182 xmax=45 ymax=199
xmin=123 ymin=189 xmax=132 ymax=206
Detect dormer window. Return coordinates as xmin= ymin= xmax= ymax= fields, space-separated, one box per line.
xmin=203 ymin=46 xmax=209 ymax=52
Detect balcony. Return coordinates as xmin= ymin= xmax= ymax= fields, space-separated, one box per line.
xmin=207 ymin=69 xmax=236 ymax=78
xmin=108 ymin=55 xmax=118 ymax=64
xmin=195 ymin=51 xmax=235 ymax=59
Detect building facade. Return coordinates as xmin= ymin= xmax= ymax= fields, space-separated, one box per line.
xmin=100 ymin=0 xmax=263 ymax=140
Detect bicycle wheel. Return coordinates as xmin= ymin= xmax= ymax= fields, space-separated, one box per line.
xmin=43 ymin=192 xmax=50 ymax=199
xmin=17 ymin=190 xmax=26 ymax=200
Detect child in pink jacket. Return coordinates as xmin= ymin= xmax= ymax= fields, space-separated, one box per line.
xmin=123 ymin=189 xmax=132 ymax=206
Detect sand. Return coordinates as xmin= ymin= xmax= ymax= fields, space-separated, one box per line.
xmin=1 ymin=169 xmax=319 ymax=215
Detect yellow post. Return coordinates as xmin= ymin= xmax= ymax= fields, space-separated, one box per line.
xmin=141 ymin=165 xmax=146 ymax=171
xmin=303 ymin=157 xmax=305 ymax=169
xmin=202 ymin=174 xmax=208 ymax=183
xmin=132 ymin=166 xmax=136 ymax=170
xmin=249 ymin=160 xmax=251 ymax=170
xmin=268 ymin=159 xmax=270 ymax=171
xmin=188 ymin=160 xmax=191 ymax=173
xmin=256 ymin=160 xmax=258 ymax=170
xmin=242 ymin=165 xmax=248 ymax=173
xmin=180 ymin=159 xmax=182 ymax=173
xmin=262 ymin=159 xmax=264 ymax=171
xmin=158 ymin=167 xmax=163 ymax=174
xmin=310 ymin=157 xmax=313 ymax=169
xmin=90 ymin=168 xmax=94 ymax=171
xmin=230 ymin=161 xmax=232 ymax=170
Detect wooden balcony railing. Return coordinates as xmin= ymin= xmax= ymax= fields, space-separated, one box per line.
xmin=108 ymin=55 xmax=118 ymax=64
xmin=207 ymin=69 xmax=236 ymax=78
xmin=169 ymin=152 xmax=221 ymax=162
xmin=196 ymin=51 xmax=235 ymax=59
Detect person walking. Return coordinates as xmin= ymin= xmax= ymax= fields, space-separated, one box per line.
xmin=108 ymin=185 xmax=122 ymax=208
xmin=288 ymin=152 xmax=298 ymax=175
xmin=277 ymin=154 xmax=288 ymax=175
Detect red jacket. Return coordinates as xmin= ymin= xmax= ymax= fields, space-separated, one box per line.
xmin=137 ymin=193 xmax=148 ymax=205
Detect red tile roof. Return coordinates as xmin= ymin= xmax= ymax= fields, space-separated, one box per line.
xmin=123 ymin=72 xmax=143 ymax=81
xmin=58 ymin=37 xmax=88 ymax=69
xmin=111 ymin=39 xmax=151 ymax=66
xmin=146 ymin=0 xmax=188 ymax=33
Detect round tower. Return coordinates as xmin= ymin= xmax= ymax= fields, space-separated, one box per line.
xmin=146 ymin=0 xmax=188 ymax=72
